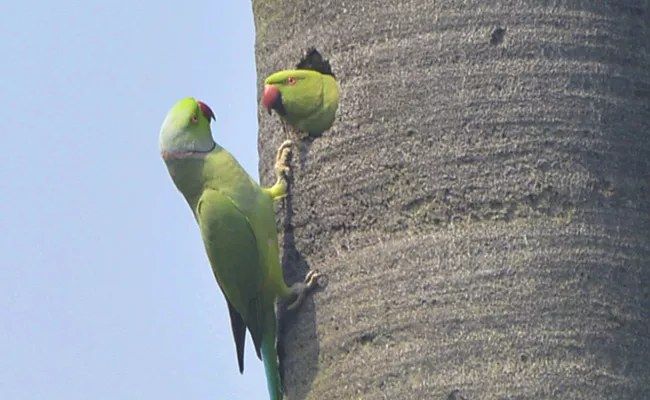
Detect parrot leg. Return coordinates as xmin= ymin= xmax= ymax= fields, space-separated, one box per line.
xmin=264 ymin=140 xmax=294 ymax=201
xmin=285 ymin=270 xmax=327 ymax=310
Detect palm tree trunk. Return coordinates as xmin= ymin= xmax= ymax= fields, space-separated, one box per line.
xmin=253 ymin=1 xmax=650 ymax=399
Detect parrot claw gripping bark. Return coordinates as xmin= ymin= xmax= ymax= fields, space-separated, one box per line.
xmin=159 ymin=98 xmax=323 ymax=400
xmin=275 ymin=140 xmax=294 ymax=180
xmin=286 ymin=269 xmax=327 ymax=310
xmin=264 ymin=139 xmax=295 ymax=201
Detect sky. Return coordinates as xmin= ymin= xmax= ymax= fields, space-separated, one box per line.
xmin=0 ymin=1 xmax=269 ymax=399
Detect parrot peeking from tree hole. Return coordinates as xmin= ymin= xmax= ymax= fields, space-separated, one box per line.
xmin=263 ymin=47 xmax=339 ymax=139
xmin=159 ymin=97 xmax=326 ymax=400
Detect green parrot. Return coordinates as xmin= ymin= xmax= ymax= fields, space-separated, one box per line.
xmin=159 ymin=97 xmax=322 ymax=400
xmin=262 ymin=48 xmax=339 ymax=138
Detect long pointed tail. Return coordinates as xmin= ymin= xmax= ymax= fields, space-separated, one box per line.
xmin=261 ymin=325 xmax=282 ymax=400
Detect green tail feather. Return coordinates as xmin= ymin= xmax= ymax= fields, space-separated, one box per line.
xmin=261 ymin=329 xmax=282 ymax=400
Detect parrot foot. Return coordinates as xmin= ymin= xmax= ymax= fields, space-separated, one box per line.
xmin=286 ymin=270 xmax=327 ymax=311
xmin=265 ymin=140 xmax=295 ymax=201
xmin=274 ymin=139 xmax=294 ymax=181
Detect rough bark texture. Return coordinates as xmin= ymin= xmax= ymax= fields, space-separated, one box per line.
xmin=253 ymin=1 xmax=650 ymax=399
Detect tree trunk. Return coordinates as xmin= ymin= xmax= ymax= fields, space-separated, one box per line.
xmin=253 ymin=1 xmax=650 ymax=399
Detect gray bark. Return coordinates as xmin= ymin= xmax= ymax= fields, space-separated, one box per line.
xmin=253 ymin=1 xmax=650 ymax=399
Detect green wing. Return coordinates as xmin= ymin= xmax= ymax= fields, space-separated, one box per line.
xmin=196 ymin=188 xmax=265 ymax=372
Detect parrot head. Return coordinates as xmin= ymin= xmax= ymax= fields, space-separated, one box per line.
xmin=262 ymin=69 xmax=339 ymax=137
xmin=159 ymin=97 xmax=216 ymax=154
xmin=262 ymin=48 xmax=339 ymax=137
xmin=262 ymin=69 xmax=322 ymax=117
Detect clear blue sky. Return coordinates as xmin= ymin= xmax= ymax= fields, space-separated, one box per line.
xmin=0 ymin=2 xmax=269 ymax=399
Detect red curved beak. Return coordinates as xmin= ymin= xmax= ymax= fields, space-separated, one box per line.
xmin=197 ymin=101 xmax=215 ymax=121
xmin=262 ymin=84 xmax=280 ymax=113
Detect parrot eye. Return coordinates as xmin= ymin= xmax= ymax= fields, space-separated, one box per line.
xmin=191 ymin=114 xmax=199 ymax=124
xmin=286 ymin=77 xmax=297 ymax=86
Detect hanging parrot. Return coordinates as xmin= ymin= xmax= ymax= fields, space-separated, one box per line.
xmin=262 ymin=48 xmax=339 ymax=138
xmin=159 ymin=97 xmax=322 ymax=400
